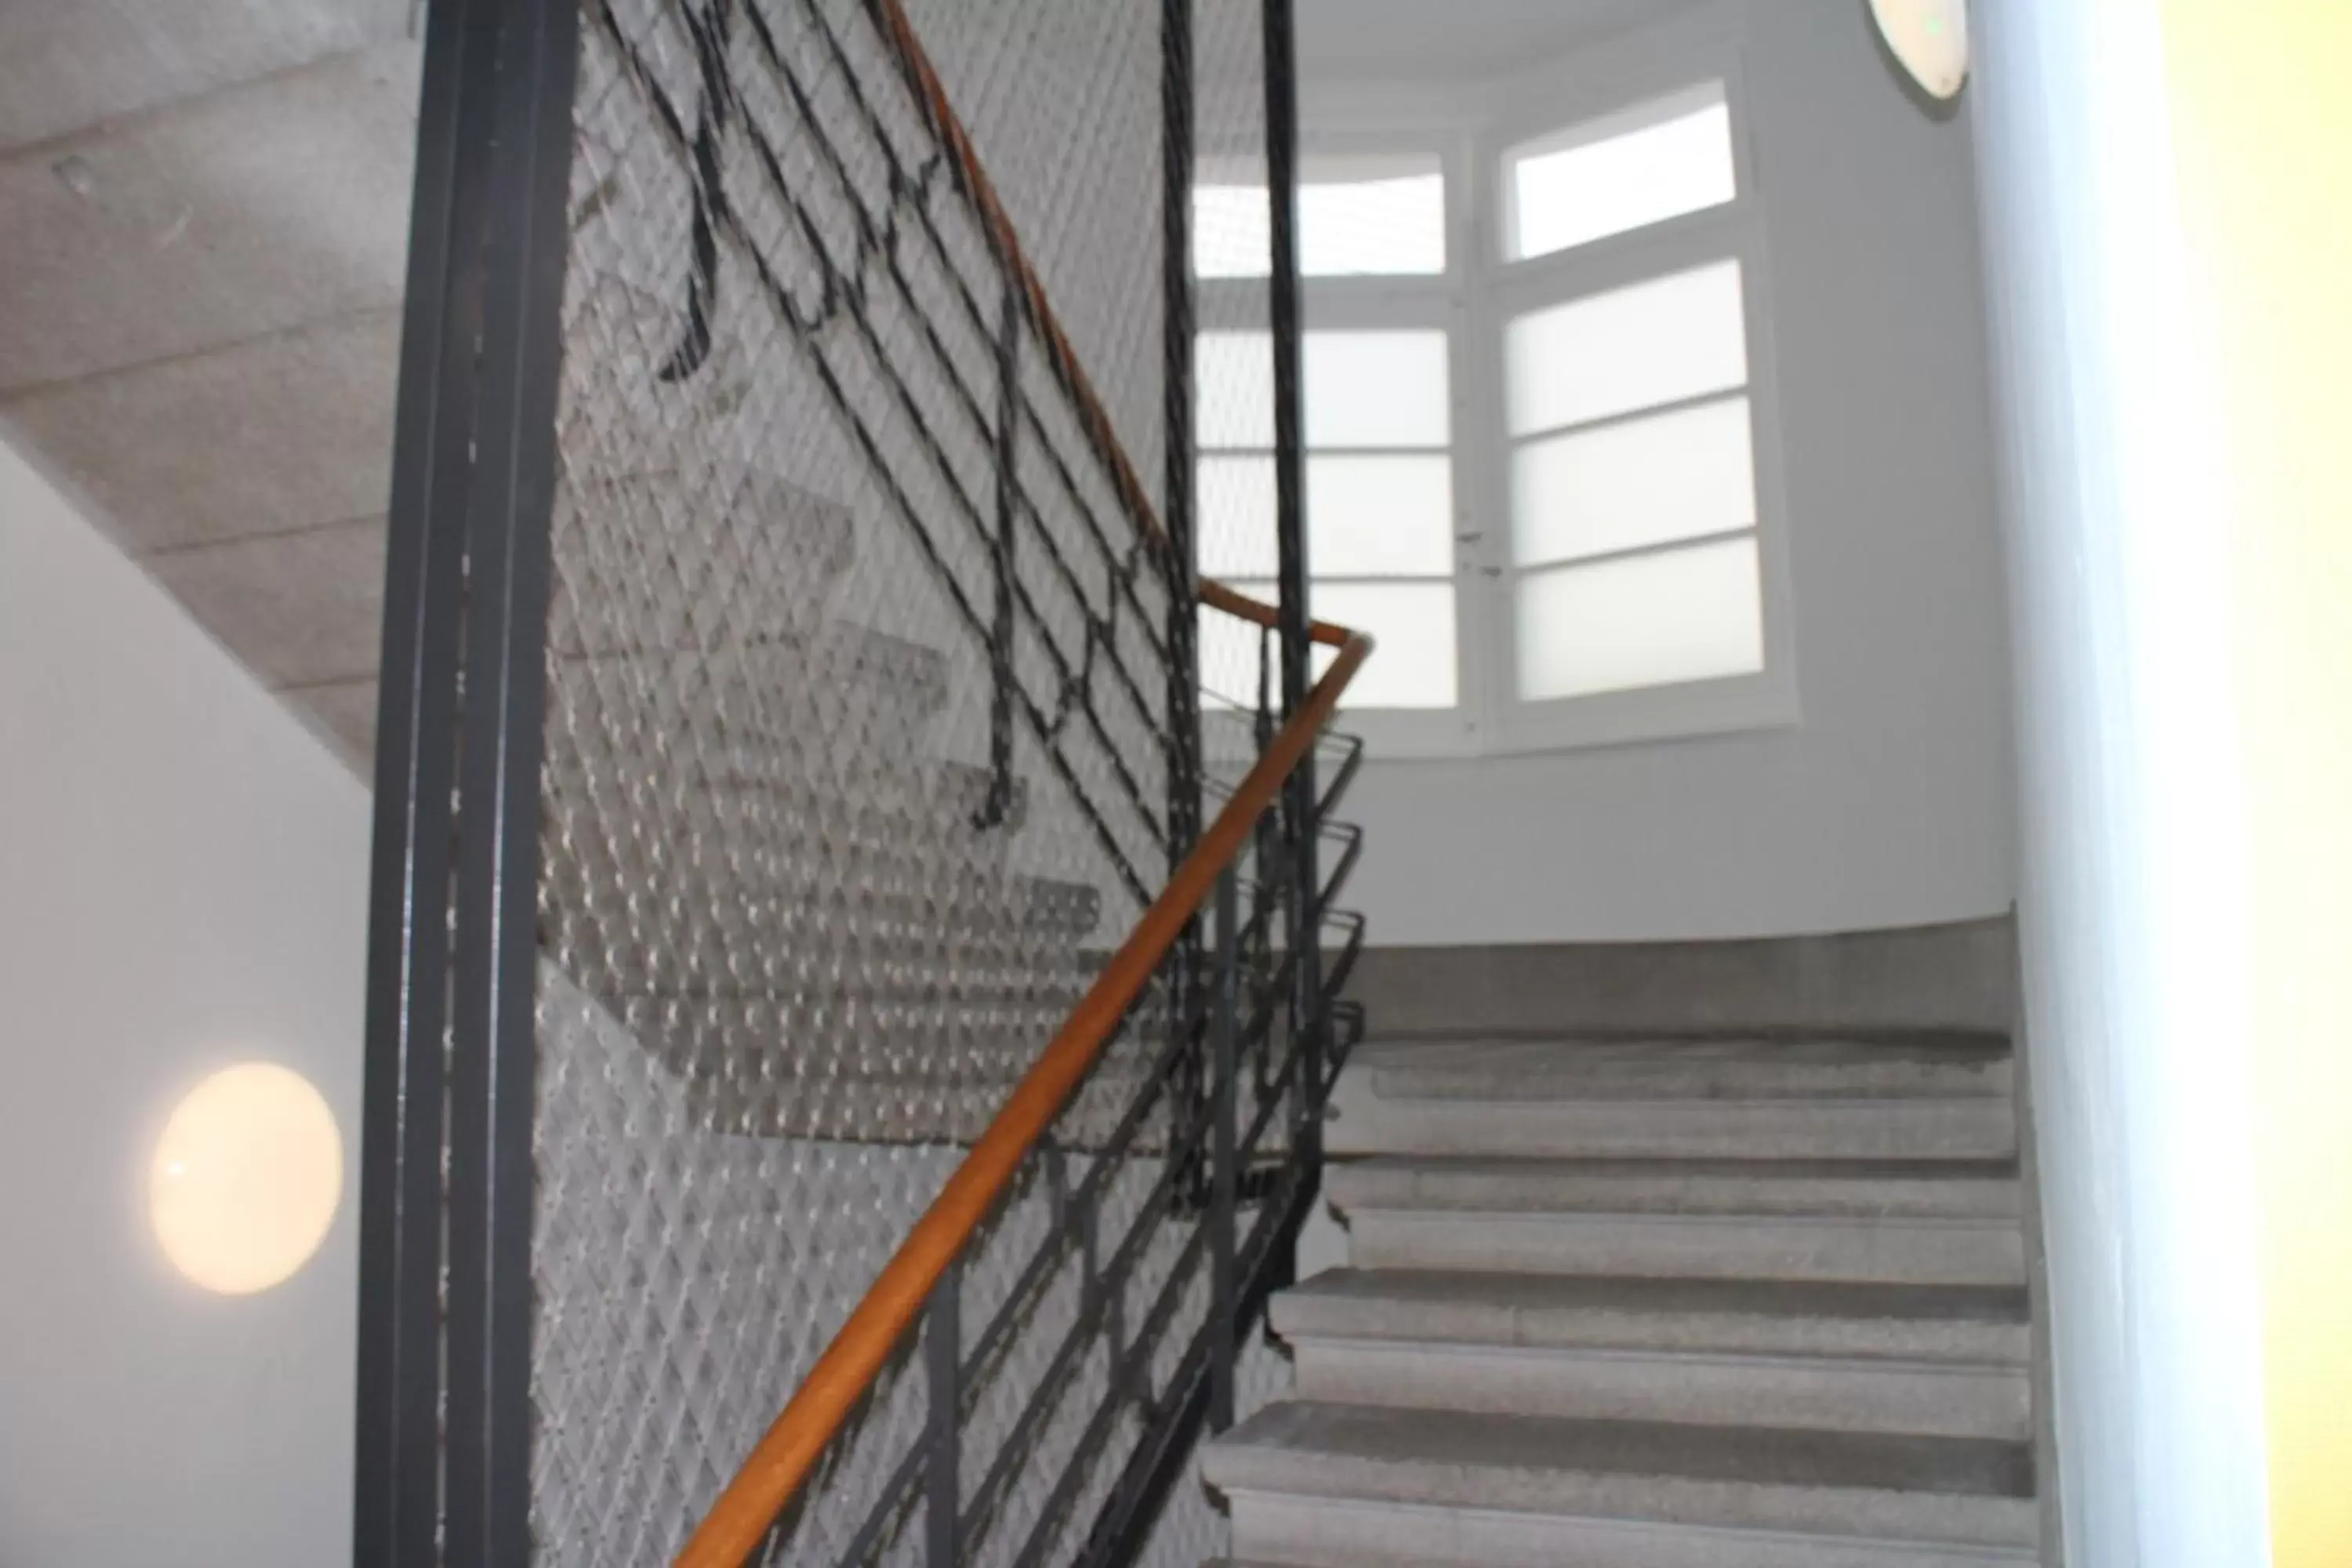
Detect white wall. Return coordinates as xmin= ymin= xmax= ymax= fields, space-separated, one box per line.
xmin=0 ymin=437 xmax=370 ymax=1566
xmin=1969 ymin=3 xmax=2271 ymax=1565
xmin=1339 ymin=0 xmax=2019 ymax=945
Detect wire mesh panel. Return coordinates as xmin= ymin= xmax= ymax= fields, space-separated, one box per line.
xmin=524 ymin=0 xmax=1211 ymax=1559
xmin=358 ymin=0 xmax=1360 ymax=1561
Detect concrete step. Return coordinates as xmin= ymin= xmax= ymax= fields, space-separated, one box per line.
xmin=1327 ymin=1084 xmax=2017 ymax=1161
xmin=1355 ymin=1035 xmax=2014 ymax=1102
xmin=1331 ymin=1158 xmax=2024 ymax=1287
xmin=1203 ymin=1401 xmax=2039 ymax=1568
xmin=1327 ymin=1157 xmax=2024 ymax=1222
xmin=1344 ymin=1203 xmax=2025 ymax=1287
xmin=546 ymin=469 xmax=859 ymax=659
xmin=1273 ymin=1271 xmax=2031 ymax=1439
xmin=548 ymin=622 xmax=955 ymax=768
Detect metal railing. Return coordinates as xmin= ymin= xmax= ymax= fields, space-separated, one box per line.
xmin=352 ymin=0 xmax=1358 ymax=1564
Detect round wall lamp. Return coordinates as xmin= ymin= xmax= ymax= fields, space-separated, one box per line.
xmin=151 ymin=1062 xmax=343 ymax=1295
xmin=1869 ymin=0 xmax=1971 ymax=101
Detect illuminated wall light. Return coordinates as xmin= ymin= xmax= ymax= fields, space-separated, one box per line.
xmin=151 ymin=1062 xmax=343 ymax=1295
xmin=1870 ymin=0 xmax=1971 ymax=101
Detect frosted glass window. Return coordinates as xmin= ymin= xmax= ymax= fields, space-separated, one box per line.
xmin=1300 ymin=168 xmax=1446 ymax=276
xmin=1309 ymin=455 xmax=1453 ymax=575
xmin=1194 ymin=154 xmax=1446 ymax=278
xmin=1194 ymin=184 xmax=1273 ymax=280
xmin=1198 ymin=595 xmax=1274 ymax=710
xmin=1197 ymin=332 xmax=1274 ymax=448
xmin=1196 ymin=331 xmax=1450 ymax=449
xmin=1198 ymin=455 xmax=1276 ymax=576
xmin=1513 ymin=397 xmax=1755 ymax=568
xmin=1508 ymin=85 xmax=1737 ymax=261
xmin=1198 ymin=456 xmax=1452 ymax=583
xmin=1506 ymin=261 xmax=1747 ymax=435
xmin=1311 ymin=582 xmax=1459 ymax=708
xmin=1305 ymin=332 xmax=1450 ymax=447
xmin=1220 ymin=582 xmax=1456 ymax=708
xmin=1515 ymin=537 xmax=1764 ymax=700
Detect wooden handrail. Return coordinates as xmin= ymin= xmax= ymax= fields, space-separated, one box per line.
xmin=674 ymin=630 xmax=1370 ymax=1568
xmin=673 ymin=11 xmax=1372 ymax=1563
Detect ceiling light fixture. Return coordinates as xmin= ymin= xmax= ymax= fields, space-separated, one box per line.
xmin=1869 ymin=0 xmax=1970 ymax=101
xmin=151 ymin=1062 xmax=343 ymax=1295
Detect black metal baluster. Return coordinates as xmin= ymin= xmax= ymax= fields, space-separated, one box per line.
xmin=976 ymin=281 xmax=1022 ymax=830
xmin=1261 ymin=0 xmax=1328 ymax=1161
xmin=925 ymin=1259 xmax=962 ymax=1566
xmin=659 ymin=0 xmax=734 ymax=382
xmin=1210 ymin=862 xmax=1241 ymax=1432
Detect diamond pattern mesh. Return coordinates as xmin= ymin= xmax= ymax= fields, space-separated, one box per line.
xmin=517 ymin=0 xmax=1330 ymax=1563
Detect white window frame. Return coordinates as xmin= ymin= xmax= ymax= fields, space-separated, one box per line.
xmin=1194 ymin=127 xmax=1483 ymax=757
xmin=1197 ymin=4 xmax=1799 ymax=758
xmin=1467 ymin=24 xmax=1800 ymax=755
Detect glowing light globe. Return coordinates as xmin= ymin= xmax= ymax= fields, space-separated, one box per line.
xmin=151 ymin=1063 xmax=342 ymax=1295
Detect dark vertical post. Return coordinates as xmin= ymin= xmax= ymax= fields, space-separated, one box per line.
xmin=976 ymin=283 xmax=1022 ymax=830
xmin=440 ymin=0 xmax=580 ymax=1562
xmin=1161 ymin=0 xmax=1213 ymax=1212
xmin=354 ymin=0 xmax=521 ymax=1560
xmin=1161 ymin=0 xmax=1201 ymax=865
xmin=925 ymin=1260 xmax=963 ymax=1565
xmin=1259 ymin=0 xmax=1327 ymax=1151
xmin=1208 ymin=862 xmax=1241 ymax=1431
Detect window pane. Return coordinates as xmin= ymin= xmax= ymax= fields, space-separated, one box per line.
xmin=1194 ymin=154 xmax=1446 ymax=278
xmin=1198 ymin=455 xmax=1276 ymax=576
xmin=1212 ymin=580 xmax=1457 ymax=709
xmin=1508 ymin=84 xmax=1737 ymax=260
xmin=1307 ymin=331 xmax=1450 ymax=447
xmin=1301 ymin=167 xmax=1446 ymax=276
xmin=1315 ymin=581 xmax=1458 ymax=708
xmin=1199 ymin=590 xmax=1275 ymax=710
xmin=1200 ymin=454 xmax=1452 ymax=579
xmin=1516 ymin=536 xmax=1763 ymax=700
xmin=1194 ymin=183 xmax=1272 ymax=280
xmin=1513 ymin=397 xmax=1755 ymax=568
xmin=1506 ymin=260 xmax=1747 ymax=434
xmin=1200 ymin=330 xmax=1451 ymax=449
xmin=1197 ymin=331 xmax=1272 ymax=447
xmin=1311 ymin=455 xmax=1454 ymax=575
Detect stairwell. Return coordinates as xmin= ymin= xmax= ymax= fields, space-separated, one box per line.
xmin=1203 ymin=1022 xmax=2048 ymax=1566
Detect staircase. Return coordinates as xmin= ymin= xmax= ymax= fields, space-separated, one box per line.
xmin=1204 ymin=1033 xmax=2045 ymax=1567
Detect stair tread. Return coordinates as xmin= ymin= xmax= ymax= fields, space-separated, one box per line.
xmin=1207 ymin=1400 xmax=2034 ymax=1504
xmin=1338 ymin=1155 xmax=2021 ymax=1181
xmin=1356 ymin=1033 xmax=2013 ymax=1102
xmin=1279 ymin=1268 xmax=2031 ymax=1329
xmin=1327 ymin=1156 xmax=2024 ymax=1222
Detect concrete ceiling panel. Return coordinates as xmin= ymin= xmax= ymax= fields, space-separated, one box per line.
xmin=0 ymin=0 xmax=412 ymax=152
xmin=1 ymin=309 xmax=400 ymax=554
xmin=285 ymin=676 xmax=379 ymax=768
xmin=145 ymin=514 xmax=388 ymax=691
xmin=0 ymin=40 xmax=417 ymax=392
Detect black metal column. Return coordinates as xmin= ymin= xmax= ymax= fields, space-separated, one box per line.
xmin=353 ymin=0 xmax=494 ymax=1555
xmin=1259 ymin=0 xmax=1328 ymax=1155
xmin=1159 ymin=0 xmax=1214 ymax=1214
xmin=1160 ymin=0 xmax=1201 ymax=867
xmin=439 ymin=0 xmax=579 ymax=1561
